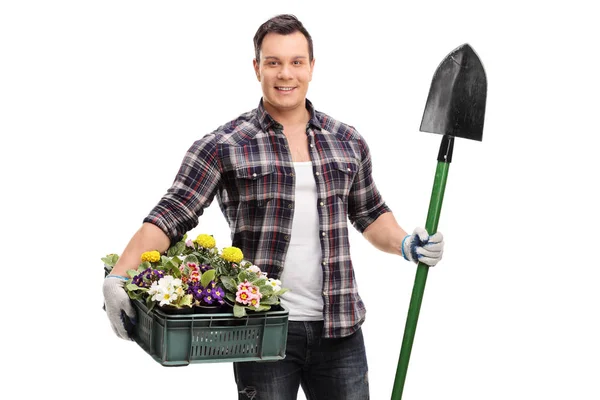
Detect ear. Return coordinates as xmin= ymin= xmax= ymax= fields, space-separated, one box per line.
xmin=253 ymin=59 xmax=261 ymax=82
xmin=308 ymin=58 xmax=315 ymax=81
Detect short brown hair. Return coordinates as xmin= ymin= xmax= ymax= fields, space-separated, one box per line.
xmin=253 ymin=14 xmax=314 ymax=62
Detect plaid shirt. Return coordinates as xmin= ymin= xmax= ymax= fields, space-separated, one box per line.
xmin=144 ymin=99 xmax=391 ymax=338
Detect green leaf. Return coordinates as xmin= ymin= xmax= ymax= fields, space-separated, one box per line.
xmin=101 ymin=254 xmax=119 ymax=266
xmin=201 ymin=269 xmax=216 ymax=287
xmin=179 ymin=294 xmax=193 ymax=307
xmin=254 ymin=278 xmax=267 ymax=286
xmin=167 ymin=246 xmax=177 ymax=257
xmin=225 ymin=293 xmax=236 ymax=303
xmin=253 ymin=305 xmax=270 ymax=312
xmin=165 ymin=259 xmax=181 ymax=276
xmin=238 ymin=270 xmax=252 ymax=283
xmin=146 ymin=297 xmax=156 ymax=311
xmin=276 ymin=288 xmax=289 ymax=296
xmin=260 ymin=295 xmax=279 ymax=305
xmin=139 ymin=261 xmax=151 ymax=270
xmin=259 ymin=285 xmax=274 ymax=296
xmin=126 ymin=269 xmax=138 ymax=278
xmin=172 ymin=256 xmax=182 ymax=265
xmin=233 ymin=304 xmax=247 ymax=318
xmin=220 ymin=276 xmax=237 ymax=292
xmin=166 ymin=240 xmax=185 ymax=257
xmin=126 ymin=283 xmax=142 ymax=291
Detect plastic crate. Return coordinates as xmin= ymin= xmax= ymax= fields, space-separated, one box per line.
xmin=132 ymin=299 xmax=289 ymax=366
xmin=104 ymin=266 xmax=289 ymax=366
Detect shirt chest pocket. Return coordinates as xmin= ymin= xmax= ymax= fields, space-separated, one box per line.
xmin=329 ymin=160 xmax=358 ymax=197
xmin=235 ymin=164 xmax=276 ymax=203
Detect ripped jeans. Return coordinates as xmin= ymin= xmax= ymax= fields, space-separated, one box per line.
xmin=234 ymin=321 xmax=369 ymax=400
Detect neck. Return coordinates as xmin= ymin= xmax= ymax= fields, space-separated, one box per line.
xmin=263 ymin=100 xmax=310 ymax=127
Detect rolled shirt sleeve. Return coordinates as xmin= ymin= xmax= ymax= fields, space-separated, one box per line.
xmin=143 ymin=134 xmax=222 ymax=244
xmin=347 ymin=134 xmax=391 ymax=233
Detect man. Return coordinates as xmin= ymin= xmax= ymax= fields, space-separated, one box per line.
xmin=103 ymin=14 xmax=444 ymax=400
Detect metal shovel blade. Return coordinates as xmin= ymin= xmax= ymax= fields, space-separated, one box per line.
xmin=420 ymin=43 xmax=487 ymax=141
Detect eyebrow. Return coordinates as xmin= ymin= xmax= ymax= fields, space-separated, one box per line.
xmin=263 ymin=56 xmax=308 ymax=61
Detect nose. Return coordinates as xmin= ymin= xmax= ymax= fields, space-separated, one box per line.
xmin=277 ymin=64 xmax=293 ymax=80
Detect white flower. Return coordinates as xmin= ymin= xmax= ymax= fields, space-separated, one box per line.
xmin=156 ymin=290 xmax=178 ymax=306
xmin=247 ymin=264 xmax=262 ymax=275
xmin=267 ymin=278 xmax=282 ymax=292
xmin=174 ymin=285 xmax=185 ymax=297
xmin=148 ymin=276 xmax=182 ymax=306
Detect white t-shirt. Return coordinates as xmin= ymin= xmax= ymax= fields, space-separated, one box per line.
xmin=279 ymin=162 xmax=324 ymax=321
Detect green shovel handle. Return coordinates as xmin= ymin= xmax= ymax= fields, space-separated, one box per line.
xmin=391 ymin=135 xmax=453 ymax=399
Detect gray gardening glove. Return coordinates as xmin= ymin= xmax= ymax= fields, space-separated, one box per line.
xmin=103 ymin=275 xmax=136 ymax=340
xmin=401 ymin=227 xmax=445 ymax=266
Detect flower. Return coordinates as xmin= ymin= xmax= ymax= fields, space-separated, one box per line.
xmin=267 ymin=278 xmax=282 ymax=292
xmin=221 ymin=246 xmax=244 ymax=263
xmin=195 ymin=234 xmax=216 ymax=249
xmin=103 ymin=232 xmax=288 ymax=316
xmin=141 ymin=250 xmax=161 ymax=263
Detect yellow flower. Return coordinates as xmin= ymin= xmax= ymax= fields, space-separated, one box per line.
xmin=141 ymin=250 xmax=161 ymax=263
xmin=195 ymin=234 xmax=216 ymax=249
xmin=221 ymin=247 xmax=243 ymax=263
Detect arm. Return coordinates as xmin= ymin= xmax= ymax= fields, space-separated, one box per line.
xmin=109 ymin=222 xmax=171 ymax=277
xmin=363 ymin=212 xmax=408 ymax=256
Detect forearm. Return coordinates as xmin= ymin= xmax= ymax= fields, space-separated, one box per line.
xmin=110 ymin=222 xmax=171 ymax=277
xmin=362 ymin=212 xmax=408 ymax=256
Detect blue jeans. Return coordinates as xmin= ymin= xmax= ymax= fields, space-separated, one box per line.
xmin=233 ymin=321 xmax=369 ymax=400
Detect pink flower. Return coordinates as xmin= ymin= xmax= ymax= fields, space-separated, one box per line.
xmin=237 ymin=280 xmax=252 ymax=292
xmin=249 ymin=297 xmax=260 ymax=309
xmin=185 ymin=239 xmax=194 ymax=248
xmin=189 ymin=270 xmax=201 ymax=283
xmin=236 ymin=289 xmax=252 ymax=305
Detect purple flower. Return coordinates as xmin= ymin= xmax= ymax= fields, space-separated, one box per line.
xmin=188 ymin=283 xmax=204 ymax=300
xmin=132 ymin=268 xmax=164 ymax=288
xmin=214 ymin=286 xmax=224 ymax=299
xmin=199 ymin=264 xmax=213 ymax=273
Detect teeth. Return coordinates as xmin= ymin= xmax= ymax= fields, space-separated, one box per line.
xmin=277 ymin=87 xmax=294 ymax=91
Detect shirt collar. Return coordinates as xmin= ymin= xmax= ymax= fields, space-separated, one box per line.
xmin=256 ymin=98 xmax=322 ymax=133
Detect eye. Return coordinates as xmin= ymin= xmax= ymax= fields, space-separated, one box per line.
xmin=293 ymin=60 xmax=302 ymax=65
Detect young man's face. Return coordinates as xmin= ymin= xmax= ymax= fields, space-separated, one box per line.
xmin=253 ymin=31 xmax=315 ymax=116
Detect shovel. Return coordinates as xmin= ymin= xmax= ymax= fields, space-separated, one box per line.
xmin=391 ymin=43 xmax=487 ymax=399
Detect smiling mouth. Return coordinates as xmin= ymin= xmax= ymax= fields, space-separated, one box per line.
xmin=275 ymin=87 xmax=295 ymax=91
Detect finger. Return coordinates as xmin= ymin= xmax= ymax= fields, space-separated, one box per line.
xmin=418 ymin=255 xmax=441 ymax=266
xmin=428 ymin=232 xmax=444 ymax=244
xmin=121 ymin=299 xmax=136 ymax=319
xmin=413 ymin=227 xmax=429 ymax=242
xmin=417 ymin=246 xmax=443 ymax=258
xmin=422 ymin=241 xmax=444 ymax=252
xmin=108 ymin=311 xmax=130 ymax=340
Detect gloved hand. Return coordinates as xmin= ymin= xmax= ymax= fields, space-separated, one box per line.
xmin=103 ymin=275 xmax=136 ymax=340
xmin=401 ymin=227 xmax=445 ymax=266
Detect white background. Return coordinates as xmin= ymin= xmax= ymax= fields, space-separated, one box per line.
xmin=2 ymin=1 xmax=599 ymax=399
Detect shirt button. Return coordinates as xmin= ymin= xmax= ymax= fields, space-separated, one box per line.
xmin=290 ymin=172 xmax=294 ymax=177
xmin=322 ymin=261 xmax=327 ymax=265
xmin=310 ymin=144 xmax=314 ymax=148
xmin=252 ymin=173 xmax=257 ymax=178
xmin=321 ymin=232 xmax=326 ymax=237
xmin=320 ymin=201 xmax=324 ymax=206
xmin=315 ymin=172 xmax=320 ymax=176
xmin=284 ymin=235 xmax=290 ymax=241
xmin=288 ymin=203 xmax=293 ymax=209
xmin=347 ymin=168 xmax=351 ymax=172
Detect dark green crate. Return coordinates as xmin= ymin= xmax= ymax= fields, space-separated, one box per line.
xmin=104 ymin=265 xmax=289 ymax=366
xmin=132 ymin=299 xmax=289 ymax=366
